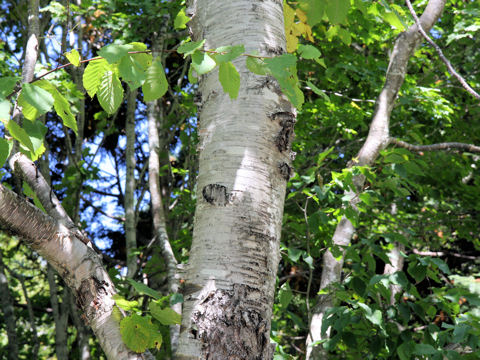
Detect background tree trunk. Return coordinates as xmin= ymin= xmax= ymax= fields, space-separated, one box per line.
xmin=306 ymin=1 xmax=447 ymax=358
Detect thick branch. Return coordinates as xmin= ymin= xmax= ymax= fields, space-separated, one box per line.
xmin=0 ymin=185 xmax=148 ymax=359
xmin=306 ymin=1 xmax=447 ymax=358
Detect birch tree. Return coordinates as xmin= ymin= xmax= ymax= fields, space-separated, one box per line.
xmin=175 ymin=0 xmax=295 ymax=358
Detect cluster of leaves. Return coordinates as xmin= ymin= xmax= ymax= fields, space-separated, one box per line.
xmin=112 ymin=278 xmax=182 ymax=353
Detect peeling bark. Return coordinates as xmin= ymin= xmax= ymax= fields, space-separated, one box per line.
xmin=306 ymin=1 xmax=447 ymax=358
xmin=0 ymin=155 xmax=149 ymax=360
xmin=176 ymin=0 xmax=293 ymax=358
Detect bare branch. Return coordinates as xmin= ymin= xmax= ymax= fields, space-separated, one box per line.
xmin=390 ymin=138 xmax=480 ymax=153
xmin=405 ymin=0 xmax=480 ymax=101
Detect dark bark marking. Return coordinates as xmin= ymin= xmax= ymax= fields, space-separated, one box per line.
xmin=202 ymin=184 xmax=229 ymax=206
xmin=191 ymin=285 xmax=270 ymax=360
xmin=278 ymin=162 xmax=292 ymax=180
xmin=273 ymin=112 xmax=296 ymax=152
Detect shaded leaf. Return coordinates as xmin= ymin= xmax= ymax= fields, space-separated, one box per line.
xmin=213 ymin=45 xmax=245 ymax=63
xmin=21 ymin=83 xmax=54 ymax=116
xmin=126 ymin=278 xmax=161 ymax=299
xmin=178 ymin=40 xmax=205 ymax=57
xmin=326 ymin=0 xmax=350 ymax=24
xmin=150 ymin=302 xmax=181 ymax=325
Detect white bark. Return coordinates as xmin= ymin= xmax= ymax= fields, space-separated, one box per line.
xmin=306 ymin=1 xmax=446 ymax=358
xmin=176 ymin=1 xmax=294 ymax=359
xmin=1 ymin=154 xmax=150 ymax=360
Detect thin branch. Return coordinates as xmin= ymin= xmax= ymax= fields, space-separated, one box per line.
xmin=405 ymin=0 xmax=480 ymax=101
xmin=412 ymin=249 xmax=477 ymax=260
xmin=80 ymin=195 xmax=125 ymax=222
xmin=390 ymin=137 xmax=480 ymax=153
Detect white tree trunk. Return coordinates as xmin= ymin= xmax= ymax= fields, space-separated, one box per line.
xmin=306 ymin=1 xmax=446 ymax=358
xmin=176 ymin=1 xmax=294 ymax=359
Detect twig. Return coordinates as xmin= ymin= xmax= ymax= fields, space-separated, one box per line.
xmin=405 ymin=0 xmax=480 ymax=100
xmin=390 ymin=138 xmax=480 ymax=153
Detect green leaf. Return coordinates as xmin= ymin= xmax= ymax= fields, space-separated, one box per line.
xmin=22 ymin=181 xmax=46 ymax=212
xmin=408 ymin=262 xmax=427 ymax=283
xmin=397 ymin=342 xmax=413 ymax=360
xmin=83 ymin=58 xmax=110 ymax=98
xmin=383 ymin=11 xmax=404 ymax=30
xmin=66 ymin=49 xmax=81 ymax=66
xmin=264 ymin=54 xmax=304 ymax=108
xmin=18 ymin=93 xmax=39 ymax=120
xmin=142 ymin=59 xmax=168 ymax=102
xmin=177 ymin=39 xmax=205 ymax=57
xmin=23 ymin=120 xmax=47 ymax=159
xmin=150 ymin=302 xmax=181 ymax=325
xmin=120 ymin=314 xmax=162 ymax=353
xmin=298 ymin=0 xmax=325 ymax=26
xmin=337 ymin=27 xmax=352 ymax=46
xmin=191 ymin=51 xmax=216 ymax=75
xmin=97 ymin=70 xmax=123 ymax=114
xmin=218 ymin=61 xmax=240 ymax=99
xmin=279 ymin=282 xmax=293 ymax=308
xmin=21 ymin=83 xmax=54 ymax=116
xmin=213 ymin=45 xmax=245 ymax=63
xmin=188 ymin=65 xmax=198 ymax=84
xmin=174 ymin=8 xmax=190 ymax=29
xmin=113 ymin=294 xmax=139 ymax=311
xmin=326 ymin=0 xmax=350 ymax=24
xmin=120 ymin=55 xmax=147 ymax=90
xmin=413 ymin=344 xmax=437 ymax=355
xmin=6 ymin=120 xmax=34 ymax=153
xmin=126 ymin=278 xmax=161 ymax=299
xmin=0 ymin=99 xmax=11 ymax=121
xmin=98 ymin=43 xmax=132 ymax=64
xmin=287 ymin=248 xmax=303 ymax=262
xmin=0 ymin=138 xmax=12 ymax=167
xmin=0 ymin=77 xmax=20 ymax=98
xmin=246 ymin=56 xmax=268 ymax=76
xmin=170 ymin=293 xmax=184 ymax=305
xmin=34 ymin=80 xmax=77 ymax=133
xmin=306 ymin=80 xmax=329 ymax=102
xmin=297 ymin=44 xmax=321 ymax=59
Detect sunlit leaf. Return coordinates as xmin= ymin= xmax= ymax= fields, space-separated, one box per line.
xmin=21 ymin=83 xmax=54 ymax=116
xmin=120 ymin=314 xmax=162 ymax=353
xmin=174 ymin=8 xmax=190 ymax=29
xmin=97 ymin=70 xmax=123 ymax=114
xmin=218 ymin=61 xmax=240 ymax=99
xmin=191 ymin=51 xmax=216 ymax=75
xmin=66 ymin=49 xmax=81 ymax=66
xmin=83 ymin=58 xmax=110 ymax=98
xmin=142 ymin=59 xmax=168 ymax=102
